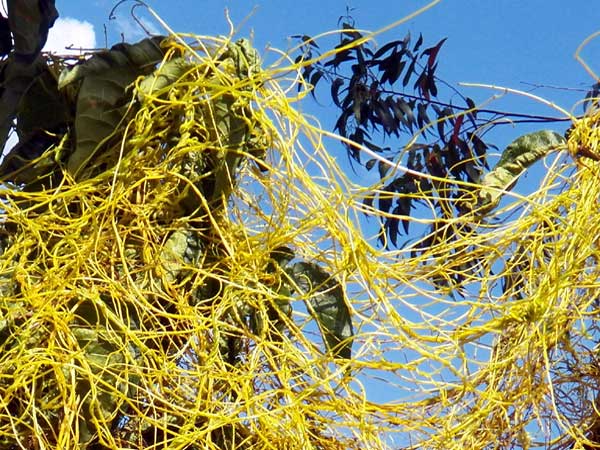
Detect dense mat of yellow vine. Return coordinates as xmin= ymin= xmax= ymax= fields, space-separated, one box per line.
xmin=1 ymin=19 xmax=600 ymax=450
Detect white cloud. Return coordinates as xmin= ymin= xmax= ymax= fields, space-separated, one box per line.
xmin=44 ymin=17 xmax=96 ymax=55
xmin=0 ymin=2 xmax=96 ymax=54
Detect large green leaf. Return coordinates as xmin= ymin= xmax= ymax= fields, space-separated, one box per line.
xmin=0 ymin=64 xmax=70 ymax=186
xmin=208 ymin=39 xmax=262 ymax=203
xmin=69 ymin=299 xmax=140 ymax=445
xmin=58 ymin=37 xmax=165 ymax=89
xmin=68 ymin=66 xmax=137 ymax=176
xmin=7 ymin=0 xmax=58 ymax=62
xmin=473 ymin=130 xmax=566 ymax=215
xmin=59 ymin=37 xmax=166 ymax=177
xmin=16 ymin=65 xmax=70 ymax=138
xmin=70 ymin=327 xmax=129 ymax=445
xmin=289 ymin=261 xmax=353 ymax=359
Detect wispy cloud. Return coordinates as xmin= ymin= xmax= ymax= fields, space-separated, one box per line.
xmin=44 ymin=17 xmax=97 ymax=54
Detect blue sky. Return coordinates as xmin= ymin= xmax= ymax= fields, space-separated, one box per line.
xmin=50 ymin=0 xmax=599 ymax=128
xmin=41 ymin=1 xmax=600 ymax=210
xmin=42 ymin=0 xmax=599 ymax=188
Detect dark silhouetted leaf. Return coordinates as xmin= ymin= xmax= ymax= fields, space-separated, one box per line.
xmin=378 ymin=160 xmax=390 ymax=179
xmin=456 ymin=138 xmax=471 ymax=161
xmin=298 ymin=64 xmax=313 ymax=92
xmin=413 ymin=70 xmax=427 ymax=95
xmin=341 ymin=22 xmax=362 ymax=40
xmin=427 ymin=68 xmax=438 ymax=97
xmin=386 ymin=95 xmax=404 ymax=123
xmin=380 ymin=48 xmax=406 ymax=86
xmin=365 ymin=158 xmax=376 ymax=171
xmin=373 ymin=99 xmax=396 ymax=134
xmin=0 ymin=55 xmax=46 ymax=151
xmin=0 ymin=15 xmax=11 ymax=57
xmin=398 ymin=197 xmax=412 ymax=233
xmin=423 ymin=37 xmax=447 ymax=70
xmin=334 ymin=107 xmax=351 ymax=137
xmin=324 ymin=48 xmax=354 ymax=68
xmin=373 ymin=40 xmax=402 ymax=59
xmin=401 ymin=31 xmax=411 ymax=48
xmin=451 ymin=114 xmax=464 ymax=144
xmin=331 ymin=77 xmax=344 ymax=107
xmin=402 ymin=57 xmax=417 ymax=87
xmin=445 ymin=142 xmax=462 ymax=178
xmin=8 ymin=0 xmax=58 ymax=62
xmin=426 ymin=147 xmax=446 ymax=178
xmin=469 ymin=132 xmax=488 ymax=160
xmin=363 ymin=140 xmax=384 ymax=153
xmin=349 ymin=127 xmax=365 ymax=146
xmin=436 ymin=114 xmax=446 ymax=142
xmin=464 ymin=161 xmax=481 ymax=183
xmin=390 ymin=57 xmax=406 ymax=86
xmin=387 ymin=214 xmax=399 ymax=247
xmin=413 ymin=33 xmax=424 ymax=52
xmin=379 ymin=190 xmax=392 ymax=214
xmin=466 ymin=97 xmax=476 ymax=115
xmin=583 ymin=82 xmax=600 ymax=113
xmin=292 ymin=34 xmax=319 ymax=49
xmin=355 ymin=46 xmax=365 ymax=67
xmin=396 ymin=99 xmax=415 ymax=131
xmin=417 ymin=102 xmax=430 ymax=131
xmin=309 ymin=70 xmax=323 ymax=96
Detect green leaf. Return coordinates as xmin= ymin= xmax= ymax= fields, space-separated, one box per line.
xmin=60 ymin=37 xmax=166 ymax=177
xmin=68 ymin=66 xmax=137 ymax=176
xmin=17 ymin=66 xmax=70 ymax=138
xmin=69 ymin=298 xmax=140 ymax=444
xmin=204 ymin=92 xmax=247 ymax=202
xmin=58 ymin=36 xmax=166 ymax=89
xmin=71 ymin=327 xmax=126 ymax=444
xmin=218 ymin=38 xmax=261 ymax=79
xmin=206 ymin=39 xmax=262 ymax=204
xmin=137 ymin=57 xmax=190 ymax=100
xmin=0 ymin=59 xmax=69 ymax=186
xmin=160 ymin=228 xmax=203 ymax=284
xmin=474 ymin=130 xmax=566 ymax=215
xmin=8 ymin=0 xmax=58 ymax=62
xmin=289 ymin=261 xmax=353 ymax=359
